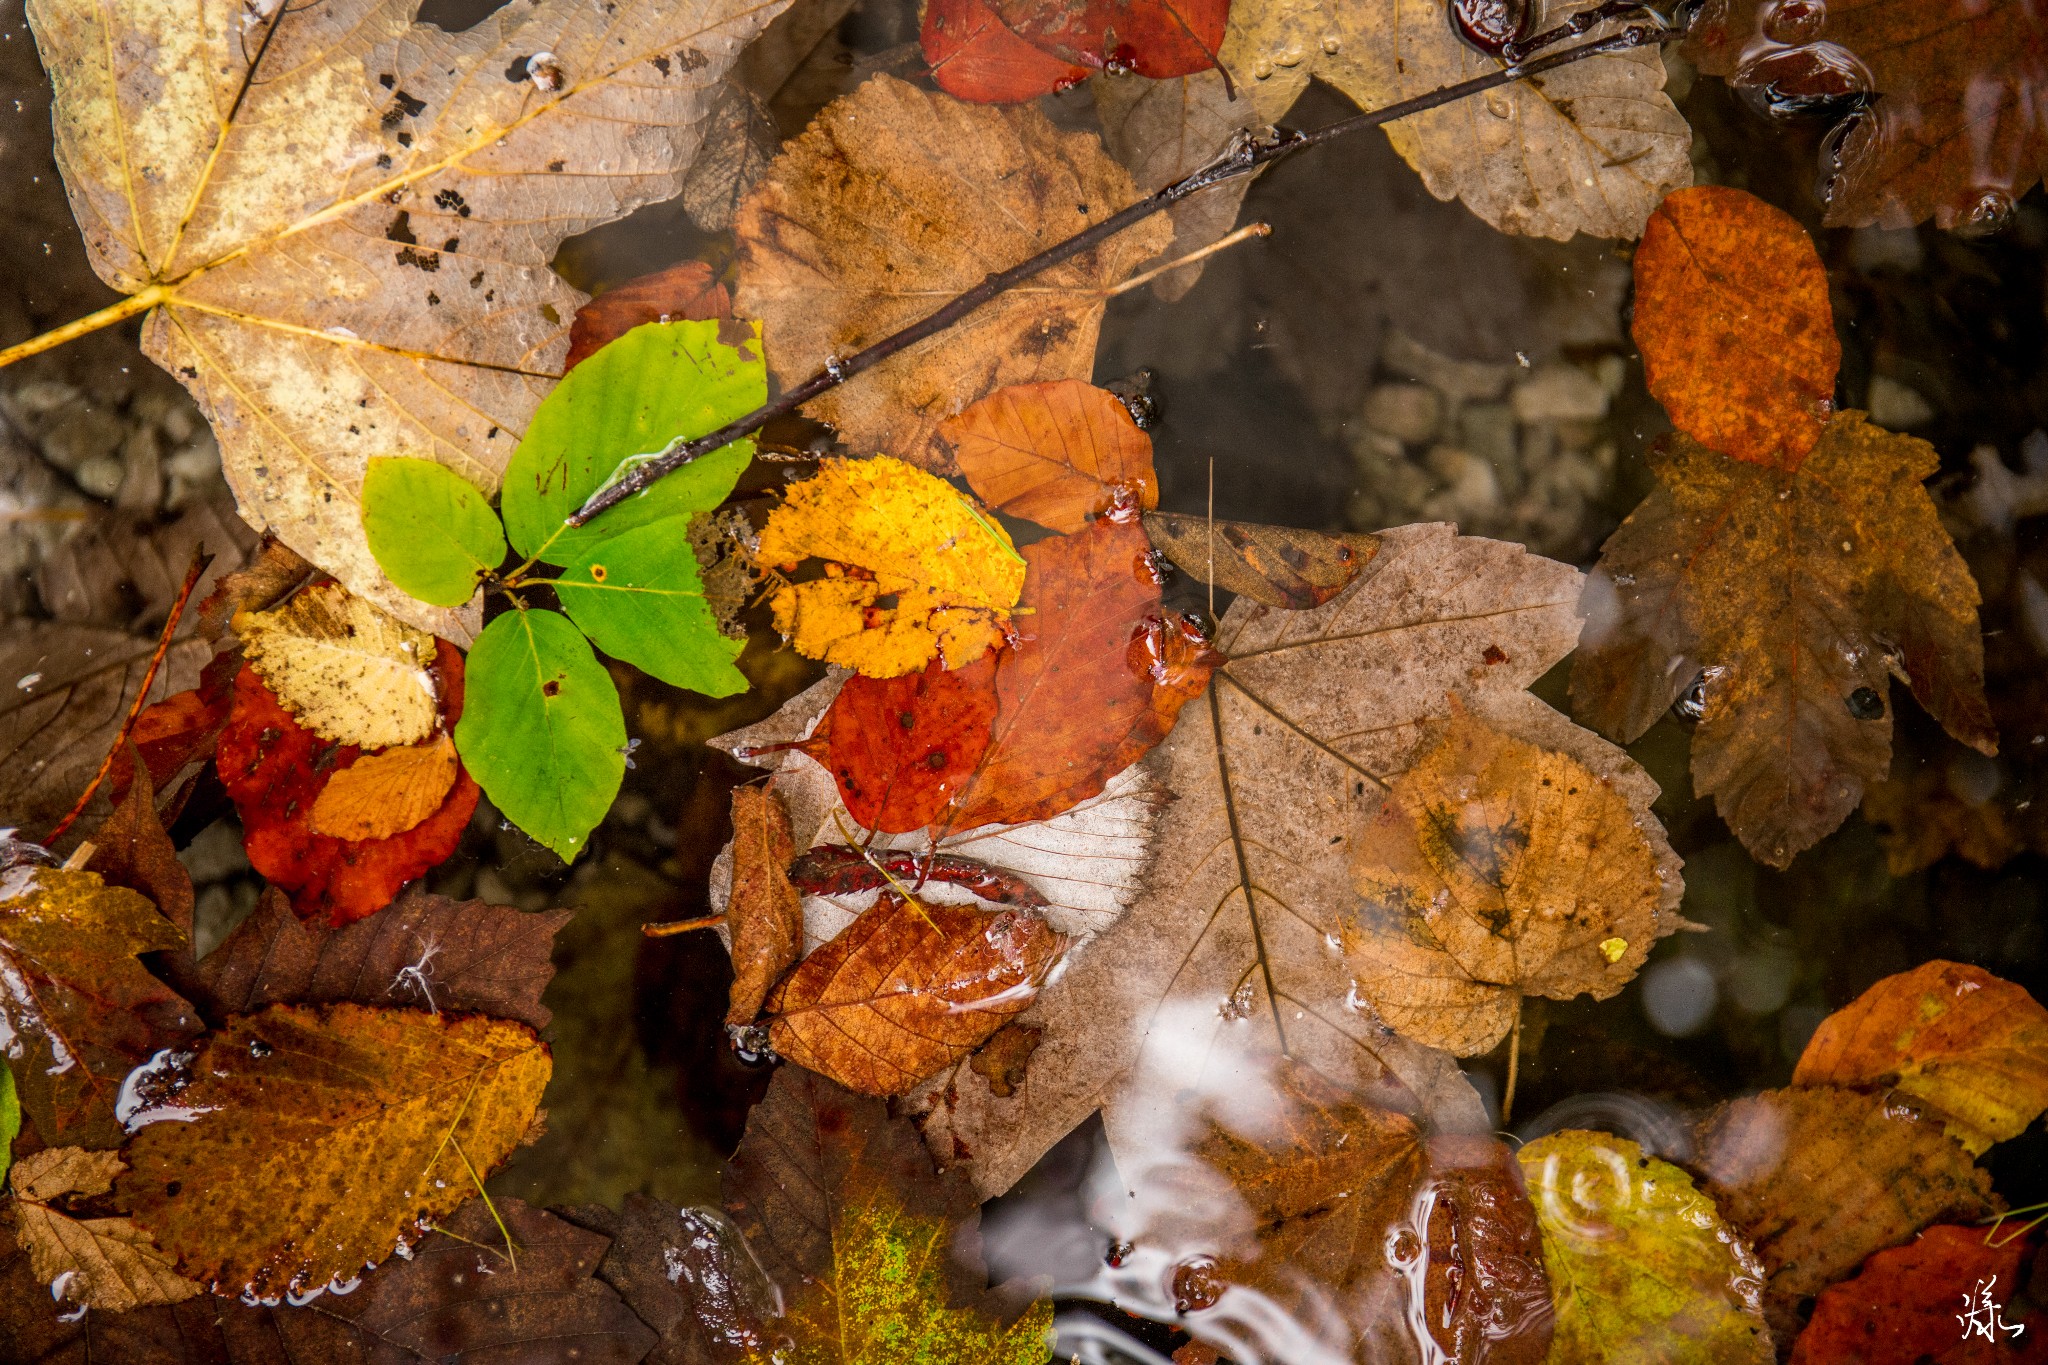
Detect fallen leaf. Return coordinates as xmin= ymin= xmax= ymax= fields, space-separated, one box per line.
xmin=734 ymin=75 xmax=1173 ymax=467
xmin=31 ymin=496 xmax=255 ymax=632
xmin=1684 ymin=0 xmax=2046 ymax=229
xmin=1694 ymin=1085 xmax=2000 ymax=1340
xmin=764 ymin=890 xmax=1069 ymax=1095
xmin=755 ymin=455 xmax=1027 ymax=677
xmin=1221 ymin=0 xmax=1691 ymax=239
xmin=88 ymin=754 xmax=195 ymax=938
xmin=993 ymin=0 xmax=1228 ymax=77
xmin=565 ymin=262 xmax=736 ymax=372
xmin=110 ymin=646 xmax=240 ymax=809
xmin=792 ymin=653 xmax=1001 ymax=834
xmin=26 ymin=0 xmax=793 ymax=635
xmin=121 ymin=1002 xmax=551 ymax=1298
xmin=361 ymin=458 xmax=510 ymax=609
xmin=1862 ymin=762 xmax=2026 ymax=877
xmin=0 ymin=867 xmax=198 ymax=1146
xmin=308 ymin=734 xmax=461 ymax=841
xmin=941 ymin=380 xmax=1158 ymax=533
xmin=1142 ymin=512 xmax=1380 ymax=610
xmin=722 ymin=1066 xmax=1055 ymax=1362
xmin=726 ymin=785 xmax=803 ymax=1025
xmin=1791 ymin=960 xmax=2048 ymax=1155
xmin=569 ymin=1194 xmax=778 ymax=1362
xmin=0 ymin=1061 xmax=16 ymax=1191
xmin=1518 ymin=1130 xmax=1772 ymax=1362
xmin=970 ymin=1023 xmax=1044 ymax=1098
xmin=235 ymin=583 xmax=440 ymax=751
xmin=918 ymin=523 xmax=1594 ymax=1197
xmin=922 ymin=0 xmax=1091 ymax=103
xmin=682 ymin=82 xmax=781 ymax=233
xmin=1631 ymin=187 xmax=1841 ymax=469
xmin=1570 ymin=414 xmax=1996 ymax=867
xmin=691 ymin=506 xmax=767 ymax=642
xmin=181 ymin=886 xmax=571 ymax=1030
xmin=1346 ymin=700 xmax=1688 ymax=1055
xmin=1790 ymin=1224 xmax=2048 ymax=1364
xmin=195 ymin=535 xmax=314 ymax=640
xmin=10 ymin=1148 xmax=200 ymax=1313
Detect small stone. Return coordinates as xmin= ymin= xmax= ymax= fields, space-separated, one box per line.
xmin=1848 ymin=225 xmax=1924 ymax=275
xmin=73 ymin=452 xmax=125 ymax=498
xmin=40 ymin=406 xmax=124 ymax=472
xmin=159 ymin=402 xmax=199 ymax=446
xmin=166 ymin=431 xmax=221 ymax=482
xmin=1593 ymin=354 xmax=1627 ymax=399
xmin=1866 ymin=374 xmax=1935 ymax=428
xmin=1360 ymin=383 xmax=1443 ymax=445
xmin=1457 ymin=402 xmax=1517 ymax=473
xmin=1347 ymin=427 xmax=1405 ymax=471
xmin=1421 ymin=444 xmax=1502 ymax=523
xmin=1511 ymin=364 xmax=1609 ymax=425
xmin=179 ymin=819 xmax=252 ymax=883
xmin=1381 ymin=330 xmax=1513 ymax=405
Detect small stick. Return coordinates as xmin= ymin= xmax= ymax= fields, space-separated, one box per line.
xmin=642 ymin=914 xmax=726 ymax=937
xmin=1106 ymin=222 xmax=1271 ymax=297
xmin=60 ymin=841 xmax=96 ymax=872
xmin=43 ymin=548 xmax=211 ymax=844
xmin=1502 ymin=1002 xmax=1523 ymax=1127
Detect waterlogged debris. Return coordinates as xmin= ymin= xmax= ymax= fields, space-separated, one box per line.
xmin=570 ymin=1194 xmax=777 ymax=1358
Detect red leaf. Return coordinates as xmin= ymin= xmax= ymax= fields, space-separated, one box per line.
xmin=565 ymin=261 xmax=736 ymax=371
xmin=922 ymin=0 xmax=1090 ymax=102
xmin=217 ymin=648 xmax=479 ymax=927
xmin=990 ymin=0 xmax=1227 ymax=78
xmin=798 ymin=653 xmax=999 ymax=834
xmin=109 ymin=647 xmax=238 ymax=803
xmin=1792 ymin=1224 xmax=2048 ymax=1364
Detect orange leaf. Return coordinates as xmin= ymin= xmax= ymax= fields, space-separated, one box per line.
xmin=307 ymin=735 xmax=460 ymax=841
xmin=922 ymin=0 xmax=1089 ymax=102
xmin=1791 ymin=1224 xmax=2048 ymax=1364
xmin=727 ymin=785 xmax=803 ymax=1025
xmin=796 ymin=652 xmax=999 ymax=835
xmin=564 ymin=261 xmax=735 ymax=372
xmin=941 ymin=380 xmax=1157 ymax=533
xmin=1632 ymin=186 xmax=1840 ymax=469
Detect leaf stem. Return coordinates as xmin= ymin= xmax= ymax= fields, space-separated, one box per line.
xmin=566 ymin=18 xmax=1677 ymax=528
xmin=1106 ymin=222 xmax=1272 ymax=298
xmin=1502 ymin=1002 xmax=1523 ymax=1127
xmin=0 ymin=285 xmax=169 ymax=369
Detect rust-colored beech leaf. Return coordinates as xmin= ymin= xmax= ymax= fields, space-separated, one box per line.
xmin=108 ymin=646 xmax=239 ymax=806
xmin=944 ymin=517 xmax=1223 ymax=831
xmin=1632 ymin=187 xmax=1841 ymax=469
xmin=923 ymin=0 xmax=1089 ymax=103
xmin=991 ymin=0 xmax=1228 ymax=78
xmin=794 ymin=652 xmax=999 ymax=834
xmin=1572 ymin=415 xmax=1995 ymax=868
xmin=0 ymin=868 xmax=199 ymax=1146
xmin=942 ymin=381 xmax=1158 ymax=534
xmin=565 ymin=260 xmax=736 ymax=371
xmin=735 ymin=76 xmax=1171 ymax=469
xmin=88 ymin=756 xmax=195 ymax=938
xmin=1142 ymin=513 xmax=1379 ymax=611
xmin=121 ymin=1002 xmax=551 ymax=1298
xmin=1792 ymin=960 xmax=2048 ymax=1155
xmin=1347 ymin=700 xmax=1689 ymax=1056
xmin=1694 ymin=1085 xmax=2000 ymax=1340
xmin=726 ymin=785 xmax=804 ymax=1026
xmin=1791 ymin=1224 xmax=2048 ymax=1364
xmin=10 ymin=1148 xmax=201 ymax=1313
xmin=308 ymin=734 xmax=462 ymax=842
xmin=764 ymin=890 xmax=1069 ymax=1095
xmin=219 ymin=652 xmax=481 ymax=926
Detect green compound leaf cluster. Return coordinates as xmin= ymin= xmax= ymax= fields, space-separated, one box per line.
xmin=363 ymin=319 xmax=764 ymax=860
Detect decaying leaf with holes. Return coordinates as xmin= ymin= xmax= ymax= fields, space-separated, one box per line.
xmin=9 ymin=1148 xmax=200 ymax=1313
xmin=121 ymin=1002 xmax=550 ymax=1298
xmin=725 ymin=785 xmax=804 ymax=1025
xmin=735 ymin=76 xmax=1172 ymax=468
xmin=940 ymin=380 xmax=1158 ymax=533
xmin=23 ymin=0 xmax=792 ymax=636
xmin=755 ymin=455 xmax=1027 ymax=677
xmin=235 ymin=584 xmax=440 ymax=750
xmin=1346 ymin=700 xmax=1689 ymax=1056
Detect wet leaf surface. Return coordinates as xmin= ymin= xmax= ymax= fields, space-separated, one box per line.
xmin=795 ymin=654 xmax=1000 ymax=834
xmin=565 ymin=264 xmax=737 ymax=374
xmin=306 ymin=733 xmax=461 ymax=842
xmin=86 ymin=758 xmax=193 ymax=938
xmin=725 ymin=785 xmax=804 ymax=1024
xmin=1141 ymin=513 xmax=1378 ymax=611
xmin=234 ymin=584 xmax=442 ymax=751
xmin=942 ymin=380 xmax=1158 ymax=534
xmin=990 ymin=0 xmax=1228 ymax=78
xmin=568 ymin=1193 xmax=778 ymax=1363
xmin=9 ymin=1148 xmax=200 ymax=1313
xmin=1790 ymin=1224 xmax=2048 ymax=1364
xmin=922 ymin=0 xmax=1091 ymax=103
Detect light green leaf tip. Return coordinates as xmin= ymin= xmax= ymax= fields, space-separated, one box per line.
xmin=555 ymin=522 xmax=748 ymax=698
xmin=455 ymin=608 xmax=627 ymax=861
xmin=363 ymin=457 xmax=509 ymax=607
xmin=0 ymin=1057 xmax=16 ymax=1188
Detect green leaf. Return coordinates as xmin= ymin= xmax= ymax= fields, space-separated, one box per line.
xmin=555 ymin=522 xmax=748 ymax=698
xmin=362 ymin=457 xmax=510 ymax=607
xmin=0 ymin=1057 xmax=17 ymax=1188
xmin=455 ymin=609 xmax=626 ymax=861
xmin=1518 ymin=1130 xmax=1773 ymax=1362
xmin=501 ymin=319 xmax=764 ymax=566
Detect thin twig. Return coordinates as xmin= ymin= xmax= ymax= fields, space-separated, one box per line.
xmin=569 ymin=18 xmax=1674 ymax=527
xmin=43 ymin=547 xmax=212 ymax=844
xmin=642 ymin=913 xmax=726 ymax=937
xmin=1106 ymin=221 xmax=1271 ymax=297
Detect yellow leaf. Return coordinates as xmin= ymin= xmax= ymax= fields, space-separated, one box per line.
xmin=237 ymin=583 xmax=439 ymax=749
xmin=757 ymin=456 xmax=1026 ymax=678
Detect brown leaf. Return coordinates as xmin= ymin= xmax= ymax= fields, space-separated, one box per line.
xmin=122 ymin=1003 xmax=551 ymax=1296
xmin=734 ymin=75 xmax=1172 ymax=469
xmin=969 ymin=1022 xmax=1043 ymax=1098
xmin=764 ymin=890 xmax=1069 ymax=1096
xmin=1571 ymin=414 xmax=1995 ymax=868
xmin=941 ymin=380 xmax=1158 ymax=533
xmin=32 ymin=496 xmax=257 ymax=632
xmin=1792 ymin=960 xmax=2048 ymax=1155
xmin=10 ymin=1147 xmax=125 ymax=1203
xmin=9 ymin=1148 xmax=201 ymax=1313
xmin=682 ymin=81 xmax=780 ymax=233
xmin=569 ymin=1193 xmax=778 ymax=1363
xmin=727 ymin=785 xmax=803 ymax=1025
xmin=86 ymin=753 xmax=194 ymax=938
xmin=565 ymin=260 xmax=737 ymax=373
xmin=1694 ymin=1086 xmax=2000 ymax=1340
xmin=307 ymin=733 xmax=461 ymax=841
xmin=1142 ymin=512 xmax=1380 ymax=610
xmin=194 ymin=534 xmax=314 ymax=640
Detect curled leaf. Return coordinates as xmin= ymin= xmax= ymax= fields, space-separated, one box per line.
xmin=1141 ymin=513 xmax=1378 ymax=611
xmin=726 ymin=786 xmax=803 ymax=1025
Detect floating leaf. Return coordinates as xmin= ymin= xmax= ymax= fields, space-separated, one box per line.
xmin=455 ymin=608 xmax=627 ymax=862
xmin=1790 ymin=1224 xmax=2047 ymax=1364
xmin=756 ymin=455 xmax=1027 ymax=678
xmin=24 ymin=0 xmax=792 ymax=634
xmin=569 ymin=1194 xmax=778 ymax=1360
xmin=89 ymin=756 xmax=195 ymax=938
xmin=1571 ymin=414 xmax=1995 ymax=867
xmin=235 ymin=583 xmax=440 ymax=751
xmin=308 ymin=734 xmax=462 ymax=842
xmin=796 ymin=654 xmax=1001 ymax=834
xmin=555 ymin=520 xmax=748 ymax=698
xmin=362 ymin=458 xmax=510 ymax=609
xmin=565 ymin=261 xmax=736 ymax=372
xmin=991 ymin=0 xmax=1228 ymax=78
xmin=922 ymin=0 xmax=1090 ymax=103
xmin=941 ymin=380 xmax=1157 ymax=533
xmin=1792 ymin=960 xmax=2048 ymax=1155
xmin=195 ymin=535 xmax=315 ymax=640
xmin=1142 ymin=513 xmax=1380 ymax=610
xmin=110 ymin=647 xmax=240 ymax=809
xmin=735 ymin=76 xmax=1172 ymax=468
xmin=1518 ymin=1130 xmax=1772 ymax=1362
xmin=122 ymin=1002 xmax=550 ymax=1298
xmin=726 ymin=785 xmax=803 ymax=1025
xmin=10 ymin=1148 xmax=200 ymax=1313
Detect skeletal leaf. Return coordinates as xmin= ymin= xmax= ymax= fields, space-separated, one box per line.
xmin=1142 ymin=512 xmax=1379 ymax=610
xmin=26 ymin=0 xmax=792 ymax=635
xmin=726 ymin=785 xmax=803 ymax=1025
xmin=10 ymin=1149 xmax=200 ymax=1313
xmin=941 ymin=380 xmax=1158 ymax=533
xmin=236 ymin=583 xmax=440 ymax=750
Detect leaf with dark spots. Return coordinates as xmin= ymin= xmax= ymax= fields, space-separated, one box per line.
xmin=790 ymin=651 xmax=998 ymax=834
xmin=1142 ymin=513 xmax=1381 ymax=611
xmin=565 ymin=260 xmax=736 ymax=371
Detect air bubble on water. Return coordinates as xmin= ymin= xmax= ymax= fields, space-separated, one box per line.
xmin=1954 ymin=187 xmax=2016 ymax=239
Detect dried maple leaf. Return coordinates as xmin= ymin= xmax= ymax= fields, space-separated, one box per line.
xmin=940 ymin=380 xmax=1158 ymax=533
xmin=25 ymin=0 xmax=792 ymax=636
xmin=122 ymin=1001 xmax=551 ymax=1298
xmin=764 ymin=890 xmax=1068 ymax=1095
xmin=1684 ymin=0 xmax=2048 ymax=230
xmin=790 ymin=653 xmax=1001 ymax=834
xmin=0 ymin=867 xmax=199 ymax=1146
xmin=9 ymin=1147 xmax=200 ymax=1313
xmin=722 ymin=1067 xmax=1054 ymax=1362
xmin=923 ymin=0 xmax=1092 ymax=103
xmin=734 ymin=75 xmax=1172 ymax=468
xmin=1694 ymin=1086 xmax=2000 ymax=1340
xmin=1222 ymin=0 xmax=1690 ymax=239
xmin=1571 ymin=414 xmax=1996 ymax=868
xmin=756 ymin=455 xmax=1027 ymax=677
xmin=1791 ymin=1224 xmax=2048 ymax=1364
xmin=236 ymin=584 xmax=440 ymax=750
xmin=565 ymin=261 xmax=737 ymax=372
xmin=726 ymin=785 xmax=803 ymax=1025
xmin=1142 ymin=513 xmax=1380 ymax=611
xmin=1792 ymin=960 xmax=2048 ymax=1155
xmin=1518 ymin=1130 xmax=1772 ymax=1361
xmin=308 ymin=733 xmax=461 ymax=841
xmin=1631 ymin=187 xmax=1841 ymax=469
xmin=1346 ymin=700 xmax=1689 ymax=1056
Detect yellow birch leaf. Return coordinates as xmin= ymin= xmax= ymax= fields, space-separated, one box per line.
xmin=237 ymin=583 xmax=439 ymax=750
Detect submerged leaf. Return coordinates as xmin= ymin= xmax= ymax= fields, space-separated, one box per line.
xmin=235 ymin=584 xmax=440 ymax=751
xmin=941 ymin=380 xmax=1158 ymax=534
xmin=1790 ymin=1224 xmax=2048 ymax=1363
xmin=10 ymin=1148 xmax=200 ymax=1313
xmin=1142 ymin=513 xmax=1379 ymax=610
